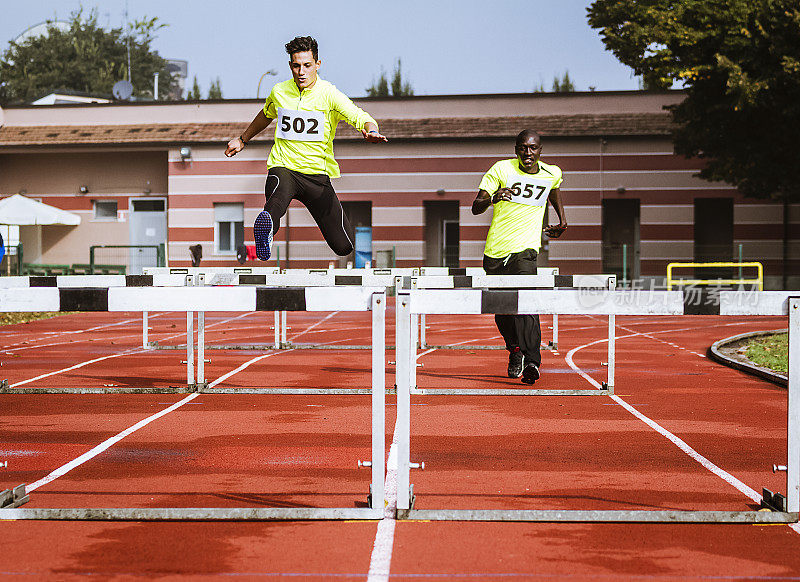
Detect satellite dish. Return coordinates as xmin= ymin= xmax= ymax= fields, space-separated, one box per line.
xmin=112 ymin=80 xmax=133 ymax=101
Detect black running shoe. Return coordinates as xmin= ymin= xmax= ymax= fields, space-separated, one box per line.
xmin=254 ymin=211 xmax=273 ymax=261
xmin=507 ymin=348 xmax=524 ymax=378
xmin=521 ymin=364 xmax=540 ymax=385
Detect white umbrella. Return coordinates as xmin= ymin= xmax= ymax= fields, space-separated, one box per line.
xmin=0 ymin=194 xmax=81 ymax=226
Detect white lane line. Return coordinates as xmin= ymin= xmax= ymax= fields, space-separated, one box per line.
xmin=565 ymin=321 xmax=797 ymax=533
xmin=24 ymin=347 xmax=293 ymax=492
xmin=367 ymin=335 xmax=493 ymax=580
xmin=26 ymin=392 xmax=199 ymax=492
xmin=367 ymin=427 xmax=398 ymax=582
xmin=21 ymin=311 xmax=342 ymax=494
xmin=0 ymin=314 xmax=167 ymax=351
xmin=10 ymin=351 xmax=138 ymax=388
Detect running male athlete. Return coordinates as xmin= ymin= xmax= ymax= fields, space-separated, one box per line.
xmin=472 ymin=130 xmax=567 ymax=384
xmin=225 ymin=36 xmax=387 ymax=260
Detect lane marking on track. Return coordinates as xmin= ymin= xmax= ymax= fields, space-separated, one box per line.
xmin=0 ymin=315 xmax=167 ymax=353
xmin=9 ymin=351 xmax=138 ymax=388
xmin=367 ymin=425 xmax=398 ymax=582
xmin=368 ymin=335 xmax=488 ymax=580
xmin=565 ymin=320 xmax=799 ymax=534
xmin=21 ymin=311 xmax=343 ymax=494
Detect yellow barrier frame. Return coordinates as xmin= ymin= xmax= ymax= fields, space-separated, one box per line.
xmin=667 ymin=262 xmax=763 ymax=291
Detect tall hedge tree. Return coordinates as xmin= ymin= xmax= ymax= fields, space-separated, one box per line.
xmin=587 ymin=0 xmax=800 ymax=201
xmin=0 ymin=8 xmax=176 ymax=104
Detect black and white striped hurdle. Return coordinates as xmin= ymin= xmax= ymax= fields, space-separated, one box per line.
xmin=393 ymin=288 xmax=799 ymax=523
xmin=0 ymin=278 xmax=387 ymax=521
xmin=0 ymin=278 xmax=385 ymax=394
xmin=399 ymin=273 xmax=616 ymax=352
xmin=143 ymin=267 xmax=415 ymax=351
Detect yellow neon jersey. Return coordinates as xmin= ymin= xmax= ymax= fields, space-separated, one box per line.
xmin=478 ymin=158 xmax=563 ymax=258
xmin=263 ymin=78 xmax=378 ymax=177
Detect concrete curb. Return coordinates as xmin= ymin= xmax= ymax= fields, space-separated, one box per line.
xmin=708 ymin=329 xmax=787 ymax=387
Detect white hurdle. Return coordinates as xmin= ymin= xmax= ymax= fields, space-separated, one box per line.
xmin=0 ymin=279 xmax=386 ymax=521
xmin=396 ymin=275 xmax=618 ymax=395
xmin=394 ymin=288 xmax=799 ymax=523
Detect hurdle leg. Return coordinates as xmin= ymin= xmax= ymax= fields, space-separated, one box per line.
xmin=198 ymin=311 xmax=205 ymax=388
xmin=186 ymin=311 xmax=194 ymax=387
xmin=419 ymin=313 xmax=427 ymax=349
xmin=551 ymin=313 xmax=559 ymax=350
xmin=273 ymin=311 xmax=280 ymax=349
xmin=143 ymin=312 xmax=149 ymax=348
xmin=396 ymin=293 xmax=412 ymax=511
xmin=410 ymin=311 xmax=418 ymax=391
xmin=788 ymin=299 xmax=800 ymax=513
xmin=606 ymin=315 xmax=615 ymax=394
xmin=281 ymin=311 xmax=288 ymax=347
xmin=371 ymin=292 xmax=386 ymax=513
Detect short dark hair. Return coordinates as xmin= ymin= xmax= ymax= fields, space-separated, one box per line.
xmin=285 ymin=36 xmax=319 ymax=61
xmin=516 ymin=129 xmax=541 ymax=147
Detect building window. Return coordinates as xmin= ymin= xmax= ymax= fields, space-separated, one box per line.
xmin=94 ymin=200 xmax=118 ymax=221
xmin=214 ymin=203 xmax=244 ymax=254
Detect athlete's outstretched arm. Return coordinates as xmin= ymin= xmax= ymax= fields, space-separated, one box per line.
xmin=225 ymin=110 xmax=273 ymax=157
xmin=543 ymin=187 xmax=568 ymax=237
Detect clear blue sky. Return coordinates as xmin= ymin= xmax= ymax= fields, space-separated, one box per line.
xmin=0 ymin=0 xmax=640 ymax=99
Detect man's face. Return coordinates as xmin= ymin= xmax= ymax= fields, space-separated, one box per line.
xmin=289 ymin=51 xmax=321 ymax=90
xmin=515 ymin=136 xmax=542 ymax=172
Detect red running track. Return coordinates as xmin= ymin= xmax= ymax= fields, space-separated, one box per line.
xmin=1 ymin=303 xmax=800 ymax=581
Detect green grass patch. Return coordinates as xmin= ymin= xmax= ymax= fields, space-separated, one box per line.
xmin=745 ymin=332 xmax=788 ymax=375
xmin=0 ymin=312 xmax=69 ymax=326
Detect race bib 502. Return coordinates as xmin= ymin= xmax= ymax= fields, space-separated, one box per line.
xmin=276 ymin=107 xmax=324 ymax=142
xmin=502 ymin=174 xmax=553 ymax=207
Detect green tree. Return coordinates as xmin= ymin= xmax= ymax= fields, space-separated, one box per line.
xmin=0 ymin=8 xmax=176 ymax=104
xmin=366 ymin=68 xmax=390 ymax=97
xmin=552 ymin=70 xmax=576 ymax=92
xmin=207 ymin=77 xmax=223 ymax=99
xmin=188 ymin=75 xmax=201 ymax=100
xmin=588 ymin=0 xmax=800 ymax=201
xmin=367 ymin=59 xmax=413 ymax=97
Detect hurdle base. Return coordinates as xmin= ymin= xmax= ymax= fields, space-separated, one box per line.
xmin=761 ymin=487 xmax=788 ymax=513
xmin=0 ymin=506 xmax=383 ymax=521
xmin=395 ymin=508 xmax=800 ymax=523
xmin=410 ymin=388 xmax=608 ymax=396
xmin=200 ymin=386 xmax=397 ymax=395
xmin=2 ymin=386 xmax=193 ymax=394
xmin=0 ymin=484 xmax=29 ymax=509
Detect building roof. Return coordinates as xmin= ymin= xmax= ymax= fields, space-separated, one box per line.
xmin=0 ymin=113 xmax=672 ymax=147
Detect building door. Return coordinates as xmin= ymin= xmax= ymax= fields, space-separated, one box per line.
xmin=602 ymin=199 xmax=640 ymax=283
xmin=424 ymin=200 xmax=459 ymax=267
xmin=694 ymin=198 xmax=733 ymax=280
xmin=340 ymin=201 xmax=371 ymax=267
xmin=129 ymin=198 xmax=167 ymax=274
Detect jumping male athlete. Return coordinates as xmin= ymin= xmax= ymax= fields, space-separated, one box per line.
xmin=472 ymin=130 xmax=567 ymax=384
xmin=225 ymin=36 xmax=387 ymax=260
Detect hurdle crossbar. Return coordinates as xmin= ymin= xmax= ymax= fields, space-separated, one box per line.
xmin=403 ymin=274 xmax=616 ymax=352
xmin=397 ymin=277 xmax=619 ymax=396
xmin=394 ymin=288 xmax=799 ymax=522
xmin=0 ymin=283 xmax=386 ymax=521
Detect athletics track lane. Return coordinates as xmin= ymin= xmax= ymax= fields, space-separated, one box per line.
xmin=2 ymin=309 xmax=800 ymax=579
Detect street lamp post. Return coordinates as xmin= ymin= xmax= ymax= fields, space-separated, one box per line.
xmin=257 ymin=70 xmax=278 ymax=98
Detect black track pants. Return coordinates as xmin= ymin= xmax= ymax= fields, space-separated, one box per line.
xmin=263 ymin=166 xmax=355 ymax=256
xmin=482 ymin=248 xmax=542 ymax=367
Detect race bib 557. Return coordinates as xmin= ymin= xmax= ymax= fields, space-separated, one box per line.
xmin=276 ymin=107 xmax=324 ymax=142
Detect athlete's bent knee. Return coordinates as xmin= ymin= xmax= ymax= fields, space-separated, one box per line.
xmin=331 ymin=242 xmax=354 ymax=256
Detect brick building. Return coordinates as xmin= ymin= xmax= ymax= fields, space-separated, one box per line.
xmin=0 ymin=90 xmax=796 ymax=288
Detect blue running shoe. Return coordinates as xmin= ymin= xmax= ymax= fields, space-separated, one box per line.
xmin=254 ymin=211 xmax=273 ymax=261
